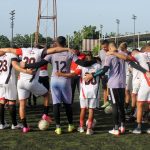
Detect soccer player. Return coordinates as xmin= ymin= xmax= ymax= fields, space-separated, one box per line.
xmin=21 ymin=36 xmax=97 ymax=135
xmin=84 ymin=43 xmax=148 ymax=135
xmin=99 ymin=40 xmax=110 ymax=108
xmin=0 ymin=45 xmax=70 ymax=133
xmin=106 ymin=48 xmax=150 ymax=134
xmin=0 ymin=51 xmax=32 ymax=130
xmin=70 ymin=49 xmax=86 ymax=104
xmin=56 ymin=51 xmax=101 ymax=135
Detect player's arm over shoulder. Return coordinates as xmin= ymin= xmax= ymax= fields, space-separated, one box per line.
xmin=0 ymin=48 xmax=19 ymax=55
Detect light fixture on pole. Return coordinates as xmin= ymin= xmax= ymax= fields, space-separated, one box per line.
xmin=116 ymin=19 xmax=120 ymax=47
xmin=132 ymin=14 xmax=137 ymax=48
xmin=10 ymin=10 xmax=15 ymax=47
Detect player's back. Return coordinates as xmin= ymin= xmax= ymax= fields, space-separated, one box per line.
xmin=50 ymin=51 xmax=74 ymax=79
xmin=105 ymin=53 xmax=126 ymax=88
xmin=19 ymin=47 xmax=44 ymax=81
xmin=0 ymin=53 xmax=16 ymax=85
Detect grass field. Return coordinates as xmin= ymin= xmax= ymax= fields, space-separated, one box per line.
xmin=0 ymin=96 xmax=150 ymax=150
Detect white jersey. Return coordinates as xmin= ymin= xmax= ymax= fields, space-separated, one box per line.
xmin=133 ymin=52 xmax=150 ymax=86
xmin=19 ymin=48 xmax=44 ymax=81
xmin=77 ymin=63 xmax=101 ymax=99
xmin=0 ymin=53 xmax=17 ymax=85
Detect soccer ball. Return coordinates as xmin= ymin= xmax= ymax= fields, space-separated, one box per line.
xmin=86 ymin=118 xmax=97 ymax=128
xmin=38 ymin=119 xmax=50 ymax=131
xmin=104 ymin=105 xmax=113 ymax=114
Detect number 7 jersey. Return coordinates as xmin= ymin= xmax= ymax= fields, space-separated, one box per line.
xmin=77 ymin=63 xmax=101 ymax=99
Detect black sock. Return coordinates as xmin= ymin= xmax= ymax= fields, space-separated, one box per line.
xmin=9 ymin=105 xmax=17 ymax=126
xmin=64 ymin=104 xmax=73 ymax=125
xmin=137 ymin=123 xmax=142 ymax=129
xmin=124 ymin=103 xmax=129 ymax=110
xmin=0 ymin=104 xmax=5 ymax=125
xmin=53 ymin=104 xmax=60 ymax=125
xmin=21 ymin=118 xmax=27 ymax=128
xmin=130 ymin=107 xmax=135 ymax=116
xmin=43 ymin=106 xmax=49 ymax=115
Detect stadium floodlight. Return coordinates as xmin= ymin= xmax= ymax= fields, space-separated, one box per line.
xmin=116 ymin=19 xmax=120 ymax=46
xmin=132 ymin=14 xmax=137 ymax=48
xmin=10 ymin=10 xmax=15 ymax=47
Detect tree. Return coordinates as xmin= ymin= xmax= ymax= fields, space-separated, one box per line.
xmin=0 ymin=35 xmax=10 ymax=48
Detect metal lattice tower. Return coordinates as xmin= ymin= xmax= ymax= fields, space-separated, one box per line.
xmin=35 ymin=0 xmax=57 ymax=44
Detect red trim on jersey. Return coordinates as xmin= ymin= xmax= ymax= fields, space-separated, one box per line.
xmin=144 ymin=73 xmax=150 ymax=87
xmin=16 ymin=48 xmax=22 ymax=56
xmin=74 ymin=69 xmax=82 ymax=75
xmin=0 ymin=98 xmax=5 ymax=101
xmin=130 ymin=55 xmax=136 ymax=61
xmin=40 ymin=65 xmax=48 ymax=70
xmin=80 ymin=77 xmax=86 ymax=99
xmin=71 ymin=53 xmax=86 ymax=72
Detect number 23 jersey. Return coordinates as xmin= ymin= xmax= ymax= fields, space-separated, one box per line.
xmin=0 ymin=53 xmax=17 ymax=85
xmin=77 ymin=63 xmax=101 ymax=99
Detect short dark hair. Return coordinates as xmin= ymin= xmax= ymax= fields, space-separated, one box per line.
xmin=56 ymin=36 xmax=66 ymax=47
xmin=101 ymin=40 xmax=109 ymax=45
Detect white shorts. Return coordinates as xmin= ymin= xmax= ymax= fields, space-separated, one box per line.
xmin=17 ymin=79 xmax=48 ymax=100
xmin=80 ymin=98 xmax=98 ymax=109
xmin=0 ymin=82 xmax=17 ymax=101
xmin=126 ymin=75 xmax=132 ymax=91
xmin=137 ymin=79 xmax=150 ymax=102
xmin=132 ymin=78 xmax=140 ymax=94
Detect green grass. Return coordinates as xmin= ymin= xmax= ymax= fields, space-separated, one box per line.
xmin=0 ymin=99 xmax=150 ymax=150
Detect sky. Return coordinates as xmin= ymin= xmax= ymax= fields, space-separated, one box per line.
xmin=0 ymin=0 xmax=150 ymax=39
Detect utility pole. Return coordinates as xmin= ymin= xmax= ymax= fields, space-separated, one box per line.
xmin=116 ymin=19 xmax=120 ymax=47
xmin=132 ymin=14 xmax=137 ymax=48
xmin=10 ymin=10 xmax=15 ymax=47
xmin=99 ymin=24 xmax=103 ymax=47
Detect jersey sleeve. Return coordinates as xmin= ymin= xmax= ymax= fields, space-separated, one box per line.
xmin=16 ymin=48 xmax=22 ymax=56
xmin=104 ymin=55 xmax=112 ymax=67
xmin=9 ymin=53 xmax=18 ymax=62
xmin=74 ymin=66 xmax=82 ymax=75
xmin=44 ymin=54 xmax=52 ymax=63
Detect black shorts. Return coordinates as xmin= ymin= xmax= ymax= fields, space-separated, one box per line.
xmin=39 ymin=76 xmax=50 ymax=90
xmin=101 ymin=75 xmax=108 ymax=90
xmin=108 ymin=88 xmax=125 ymax=104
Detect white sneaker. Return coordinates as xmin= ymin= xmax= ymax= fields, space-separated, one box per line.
xmin=146 ymin=128 xmax=150 ymax=134
xmin=132 ymin=128 xmax=142 ymax=134
xmin=77 ymin=127 xmax=84 ymax=133
xmin=119 ymin=126 xmax=125 ymax=134
xmin=108 ymin=129 xmax=119 ymax=136
xmin=0 ymin=123 xmax=10 ymax=130
xmin=11 ymin=123 xmax=23 ymax=130
xmin=86 ymin=129 xmax=94 ymax=135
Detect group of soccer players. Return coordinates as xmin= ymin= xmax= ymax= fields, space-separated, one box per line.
xmin=0 ymin=36 xmax=150 ymax=136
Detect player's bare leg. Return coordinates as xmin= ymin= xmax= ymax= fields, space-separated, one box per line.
xmin=78 ymin=108 xmax=86 ymax=133
xmin=86 ymin=108 xmax=94 ymax=135
xmin=19 ymin=99 xmax=30 ymax=133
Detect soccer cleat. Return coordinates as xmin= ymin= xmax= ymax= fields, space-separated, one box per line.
xmin=108 ymin=129 xmax=120 ymax=136
xmin=0 ymin=123 xmax=10 ymax=130
xmin=119 ymin=126 xmax=125 ymax=134
xmin=132 ymin=128 xmax=142 ymax=134
xmin=86 ymin=129 xmax=94 ymax=135
xmin=101 ymin=101 xmax=110 ymax=108
xmin=68 ymin=124 xmax=75 ymax=132
xmin=77 ymin=127 xmax=84 ymax=133
xmin=42 ymin=114 xmax=52 ymax=124
xmin=55 ymin=128 xmax=62 ymax=135
xmin=146 ymin=128 xmax=150 ymax=134
xmin=11 ymin=123 xmax=23 ymax=130
xmin=22 ymin=127 xmax=30 ymax=133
